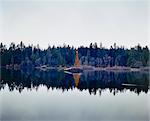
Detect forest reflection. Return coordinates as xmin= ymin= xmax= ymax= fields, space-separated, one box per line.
xmin=1 ymin=68 xmax=149 ymax=96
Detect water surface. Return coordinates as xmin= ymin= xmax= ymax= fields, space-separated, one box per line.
xmin=0 ymin=69 xmax=150 ymax=121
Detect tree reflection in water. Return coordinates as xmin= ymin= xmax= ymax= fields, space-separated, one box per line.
xmin=0 ymin=68 xmax=149 ymax=95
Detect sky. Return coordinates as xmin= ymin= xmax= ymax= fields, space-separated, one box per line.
xmin=0 ymin=0 xmax=149 ymax=49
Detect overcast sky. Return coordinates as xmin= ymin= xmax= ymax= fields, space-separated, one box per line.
xmin=0 ymin=0 xmax=149 ymax=49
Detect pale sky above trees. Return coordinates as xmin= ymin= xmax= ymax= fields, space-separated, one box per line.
xmin=0 ymin=0 xmax=149 ymax=49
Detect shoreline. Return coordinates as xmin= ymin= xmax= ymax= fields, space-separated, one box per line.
xmin=2 ymin=64 xmax=150 ymax=72
xmin=93 ymin=66 xmax=150 ymax=72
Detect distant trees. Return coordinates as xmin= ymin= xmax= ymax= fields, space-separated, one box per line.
xmin=78 ymin=43 xmax=149 ymax=68
xmin=0 ymin=42 xmax=76 ymax=68
xmin=126 ymin=45 xmax=149 ymax=68
xmin=0 ymin=42 xmax=149 ymax=68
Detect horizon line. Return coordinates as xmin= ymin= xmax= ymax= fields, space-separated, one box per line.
xmin=1 ymin=41 xmax=149 ymax=50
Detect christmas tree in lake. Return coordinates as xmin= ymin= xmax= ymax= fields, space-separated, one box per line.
xmin=74 ymin=49 xmax=80 ymax=67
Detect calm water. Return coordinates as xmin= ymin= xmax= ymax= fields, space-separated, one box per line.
xmin=0 ymin=68 xmax=150 ymax=121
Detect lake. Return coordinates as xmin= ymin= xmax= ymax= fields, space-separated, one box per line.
xmin=0 ymin=68 xmax=150 ymax=121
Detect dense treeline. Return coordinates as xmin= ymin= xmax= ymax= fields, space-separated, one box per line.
xmin=0 ymin=42 xmax=149 ymax=68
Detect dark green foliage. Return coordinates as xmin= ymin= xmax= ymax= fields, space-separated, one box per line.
xmin=0 ymin=42 xmax=149 ymax=68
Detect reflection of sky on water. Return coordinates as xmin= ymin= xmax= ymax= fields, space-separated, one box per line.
xmin=0 ymin=86 xmax=149 ymax=121
xmin=0 ymin=69 xmax=150 ymax=121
